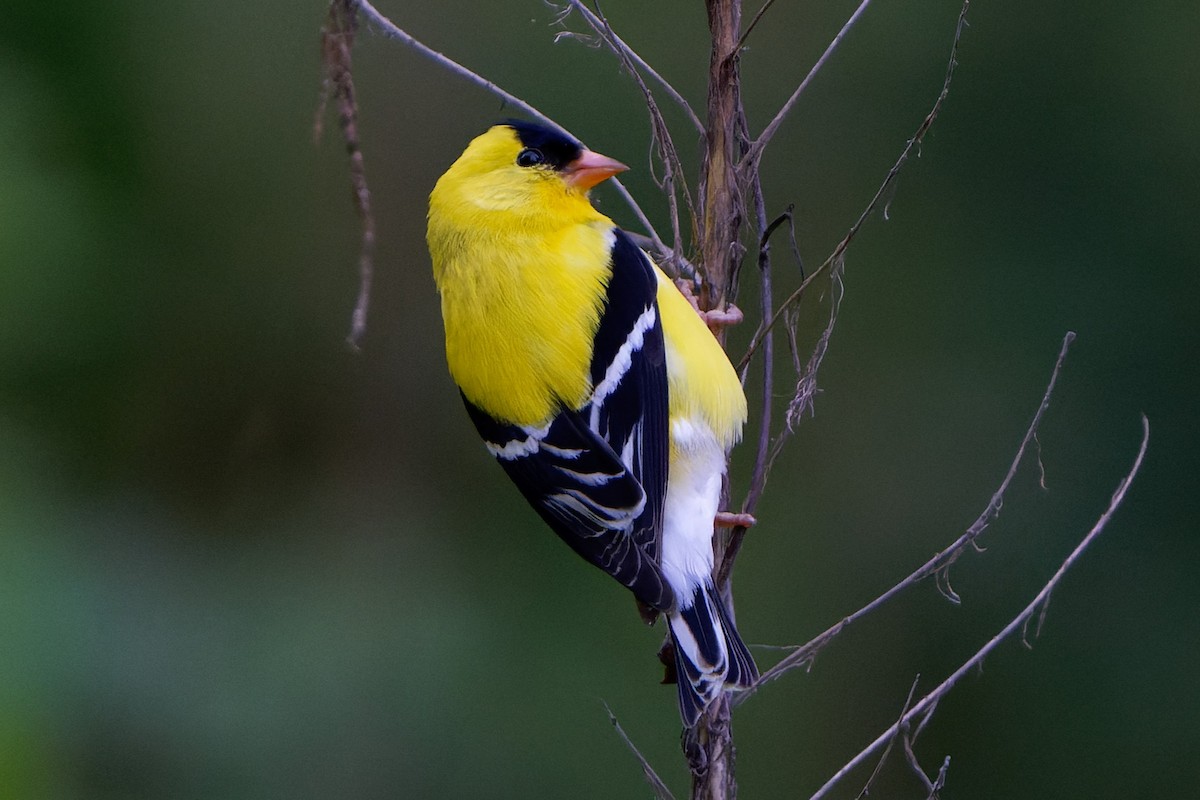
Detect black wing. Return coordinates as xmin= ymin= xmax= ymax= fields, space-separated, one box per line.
xmin=586 ymin=231 xmax=669 ymax=562
xmin=462 ymin=229 xmax=672 ymax=610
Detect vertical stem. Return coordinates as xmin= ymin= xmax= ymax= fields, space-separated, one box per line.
xmin=699 ymin=0 xmax=745 ymax=322
xmin=692 ymin=2 xmax=744 ymax=800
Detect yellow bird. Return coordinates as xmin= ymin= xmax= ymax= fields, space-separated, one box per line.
xmin=427 ymin=120 xmax=757 ymax=725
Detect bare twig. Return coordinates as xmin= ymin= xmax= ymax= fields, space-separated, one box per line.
xmin=568 ymin=1 xmax=697 ymax=269
xmin=353 ymin=0 xmax=666 ymax=250
xmin=807 ymin=414 xmax=1149 ymax=800
xmin=603 ymin=703 xmax=676 ymax=800
xmin=739 ymin=332 xmax=1078 ymax=695
xmin=742 ymin=0 xmax=875 ymax=171
xmin=739 ymin=0 xmax=973 ymax=371
xmin=738 ymin=0 xmax=780 ymax=50
xmin=782 ymin=258 xmax=842 ymax=429
xmin=723 ymin=256 xmax=842 ymax=583
xmin=713 ymin=191 xmax=781 ymax=590
xmin=854 ymin=675 xmax=922 ymax=799
xmin=560 ymin=1 xmax=705 ymax=135
xmin=902 ymin=734 xmax=949 ymax=798
xmin=318 ymin=0 xmax=375 ymax=351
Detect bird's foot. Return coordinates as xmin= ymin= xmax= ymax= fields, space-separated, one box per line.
xmin=701 ymin=304 xmax=744 ymax=330
xmin=715 ymin=511 xmax=756 ymax=528
xmin=674 ymin=279 xmax=744 ymax=331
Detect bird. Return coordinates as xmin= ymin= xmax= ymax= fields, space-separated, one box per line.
xmin=426 ymin=119 xmax=757 ymax=726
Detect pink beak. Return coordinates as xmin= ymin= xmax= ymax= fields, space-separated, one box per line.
xmin=563 ymin=148 xmax=629 ymax=190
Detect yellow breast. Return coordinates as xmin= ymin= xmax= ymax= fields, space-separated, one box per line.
xmin=429 ymin=185 xmax=614 ymax=426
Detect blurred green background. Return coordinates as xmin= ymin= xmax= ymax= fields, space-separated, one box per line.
xmin=2 ymin=0 xmax=1196 ymax=797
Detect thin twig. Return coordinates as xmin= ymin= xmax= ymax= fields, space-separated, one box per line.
xmin=901 ymin=733 xmax=948 ymax=798
xmin=353 ymin=0 xmax=666 ymax=250
xmin=738 ymin=332 xmax=1078 ymax=696
xmin=569 ymin=0 xmax=697 ymax=269
xmin=854 ymin=675 xmax=922 ymax=799
xmin=738 ymin=0 xmax=780 ymax=50
xmin=782 ymin=259 xmax=842 ymax=428
xmin=561 ymin=1 xmax=704 ymax=134
xmin=742 ymin=0 xmax=875 ymax=171
xmin=727 ymin=257 xmax=841 ymax=555
xmin=603 ymin=703 xmax=676 ymax=800
xmin=739 ymin=0 xmax=972 ymax=371
xmin=318 ymin=0 xmax=375 ymax=351
xmin=807 ymin=414 xmax=1149 ymax=800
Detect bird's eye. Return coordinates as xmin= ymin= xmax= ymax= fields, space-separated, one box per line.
xmin=516 ymin=148 xmax=545 ymax=168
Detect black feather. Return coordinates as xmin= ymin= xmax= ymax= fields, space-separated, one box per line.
xmin=460 ymin=228 xmax=672 ymax=611
xmin=503 ymin=120 xmax=582 ymax=171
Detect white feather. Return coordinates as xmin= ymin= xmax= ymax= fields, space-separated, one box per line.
xmin=660 ymin=416 xmax=726 ymax=607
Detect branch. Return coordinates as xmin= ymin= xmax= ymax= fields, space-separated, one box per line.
xmin=808 ymin=414 xmax=1149 ymax=800
xmin=854 ymin=675 xmax=922 ymax=799
xmin=741 ymin=0 xmax=875 ymax=171
xmin=739 ymin=331 xmax=1078 ymax=696
xmin=737 ymin=0 xmax=780 ymax=51
xmin=560 ymin=2 xmax=705 ymax=135
xmin=566 ymin=1 xmax=697 ymax=270
xmin=603 ymin=703 xmax=676 ymax=800
xmin=352 ymin=0 xmax=666 ymax=250
xmin=317 ymin=0 xmax=375 ymax=351
xmin=739 ymin=0 xmax=973 ymax=372
xmin=718 ymin=202 xmax=816 ymax=590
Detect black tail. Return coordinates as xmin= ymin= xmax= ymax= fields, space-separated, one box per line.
xmin=668 ymin=582 xmax=758 ymax=727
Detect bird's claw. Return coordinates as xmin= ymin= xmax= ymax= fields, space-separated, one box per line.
xmin=673 ymin=279 xmax=745 ymax=331
xmin=715 ymin=511 xmax=756 ymax=528
xmin=701 ymin=304 xmax=744 ymax=330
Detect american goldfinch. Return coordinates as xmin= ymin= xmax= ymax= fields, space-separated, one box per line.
xmin=427 ymin=120 xmax=757 ymax=726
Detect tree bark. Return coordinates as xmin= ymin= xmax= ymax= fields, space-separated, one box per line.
xmin=692 ymin=2 xmax=746 ymax=799
xmin=698 ymin=0 xmax=745 ymax=322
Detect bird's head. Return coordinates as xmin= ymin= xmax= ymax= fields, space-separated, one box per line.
xmin=429 ymin=120 xmax=628 ymax=228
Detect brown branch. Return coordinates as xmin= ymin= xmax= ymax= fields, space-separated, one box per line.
xmin=739 ymin=332 xmax=1078 ymax=696
xmin=739 ymin=0 xmax=973 ymax=372
xmin=807 ymin=414 xmax=1149 ymax=800
xmin=318 ymin=0 xmax=375 ymax=351
xmin=697 ymin=0 xmax=746 ymax=314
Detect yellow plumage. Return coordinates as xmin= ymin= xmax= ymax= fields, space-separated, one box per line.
xmin=427 ymin=121 xmax=757 ymax=726
xmin=652 ymin=267 xmax=747 ymax=452
xmin=429 ymin=126 xmax=613 ymax=425
xmin=429 ymin=125 xmax=747 ymax=441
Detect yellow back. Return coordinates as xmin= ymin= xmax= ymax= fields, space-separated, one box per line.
xmin=654 ymin=269 xmax=747 ymax=451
